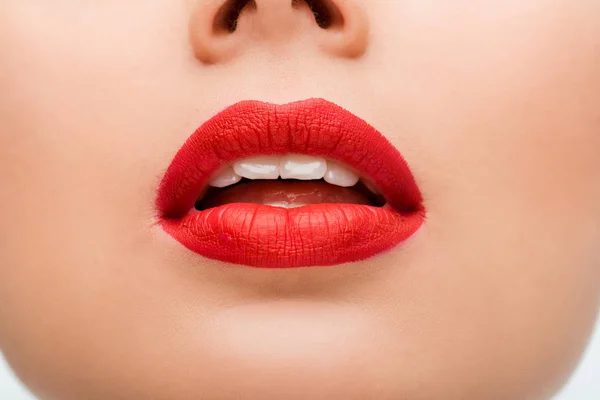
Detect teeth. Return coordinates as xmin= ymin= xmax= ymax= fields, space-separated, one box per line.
xmin=362 ymin=179 xmax=380 ymax=195
xmin=280 ymin=155 xmax=327 ymax=180
xmin=209 ymin=166 xmax=242 ymax=188
xmin=233 ymin=156 xmax=280 ymax=180
xmin=215 ymin=155 xmax=371 ymax=190
xmin=266 ymin=202 xmax=308 ymax=209
xmin=324 ymin=161 xmax=359 ymax=187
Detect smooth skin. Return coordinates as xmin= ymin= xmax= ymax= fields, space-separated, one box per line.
xmin=1 ymin=1 xmax=600 ymax=399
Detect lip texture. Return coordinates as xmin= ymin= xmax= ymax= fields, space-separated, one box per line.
xmin=157 ymin=98 xmax=425 ymax=268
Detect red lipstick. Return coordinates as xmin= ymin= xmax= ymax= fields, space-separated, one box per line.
xmin=157 ymin=98 xmax=424 ymax=268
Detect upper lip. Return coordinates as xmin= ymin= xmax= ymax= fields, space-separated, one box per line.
xmin=157 ymin=98 xmax=423 ymax=219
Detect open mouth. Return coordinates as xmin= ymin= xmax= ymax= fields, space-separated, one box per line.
xmin=196 ymin=155 xmax=387 ymax=210
xmin=156 ymin=98 xmax=425 ymax=268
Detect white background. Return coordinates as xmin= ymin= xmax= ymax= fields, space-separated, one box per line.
xmin=1 ymin=315 xmax=599 ymax=399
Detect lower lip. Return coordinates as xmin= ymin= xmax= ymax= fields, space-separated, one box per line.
xmin=161 ymin=203 xmax=423 ymax=269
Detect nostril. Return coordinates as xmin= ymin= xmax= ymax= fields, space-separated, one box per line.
xmin=293 ymin=0 xmax=343 ymax=29
xmin=214 ymin=0 xmax=257 ymax=33
xmin=191 ymin=0 xmax=368 ymax=64
xmin=214 ymin=0 xmax=343 ymax=34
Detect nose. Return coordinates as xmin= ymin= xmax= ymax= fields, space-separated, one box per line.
xmin=190 ymin=0 xmax=369 ymax=64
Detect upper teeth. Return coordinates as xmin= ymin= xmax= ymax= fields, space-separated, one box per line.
xmin=232 ymin=156 xmax=280 ymax=180
xmin=324 ymin=160 xmax=360 ymax=188
xmin=208 ymin=166 xmax=242 ymax=188
xmin=280 ymin=155 xmax=327 ymax=180
xmin=209 ymin=155 xmax=361 ymax=188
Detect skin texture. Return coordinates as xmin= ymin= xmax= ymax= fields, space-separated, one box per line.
xmin=0 ymin=0 xmax=599 ymax=399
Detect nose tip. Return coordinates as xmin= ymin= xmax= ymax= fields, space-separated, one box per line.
xmin=189 ymin=0 xmax=369 ymax=64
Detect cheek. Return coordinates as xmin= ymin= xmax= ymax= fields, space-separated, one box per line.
xmin=359 ymin=4 xmax=600 ymax=395
xmin=0 ymin=3 xmax=190 ymax=371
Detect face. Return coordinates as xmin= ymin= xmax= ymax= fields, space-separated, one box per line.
xmin=1 ymin=1 xmax=600 ymax=399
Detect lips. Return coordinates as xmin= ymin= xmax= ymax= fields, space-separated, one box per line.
xmin=156 ymin=98 xmax=425 ymax=268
